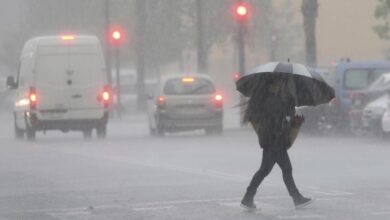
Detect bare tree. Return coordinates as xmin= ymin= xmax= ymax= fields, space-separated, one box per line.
xmin=301 ymin=0 xmax=318 ymax=66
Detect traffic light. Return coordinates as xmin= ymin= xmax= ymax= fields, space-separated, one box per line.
xmin=108 ymin=26 xmax=125 ymax=46
xmin=232 ymin=2 xmax=251 ymax=23
xmin=112 ymin=30 xmax=121 ymax=41
xmin=233 ymin=72 xmax=241 ymax=81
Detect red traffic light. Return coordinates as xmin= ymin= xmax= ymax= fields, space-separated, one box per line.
xmin=108 ymin=26 xmax=126 ymax=45
xmin=232 ymin=2 xmax=251 ymax=22
xmin=236 ymin=5 xmax=248 ymax=16
xmin=112 ymin=31 xmax=121 ymax=41
xmin=233 ymin=72 xmax=241 ymax=81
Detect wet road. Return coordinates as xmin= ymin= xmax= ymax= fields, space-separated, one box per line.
xmin=0 ymin=112 xmax=389 ymax=220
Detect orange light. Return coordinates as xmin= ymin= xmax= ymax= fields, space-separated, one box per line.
xmin=112 ymin=31 xmax=121 ymax=40
xmin=158 ymin=96 xmax=165 ymax=102
xmin=61 ymin=35 xmax=75 ymax=41
xmin=236 ymin=6 xmax=248 ymax=16
xmin=182 ymin=77 xmax=195 ymax=83
xmin=157 ymin=95 xmax=166 ymax=107
xmin=215 ymin=94 xmax=223 ymax=101
xmin=29 ymin=93 xmax=37 ymax=102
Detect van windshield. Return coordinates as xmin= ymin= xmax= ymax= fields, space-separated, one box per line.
xmin=344 ymin=69 xmax=390 ymax=90
xmin=163 ymin=78 xmax=215 ymax=95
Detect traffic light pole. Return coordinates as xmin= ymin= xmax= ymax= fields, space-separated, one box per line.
xmin=114 ymin=46 xmax=121 ymax=118
xmin=237 ymin=22 xmax=246 ymax=126
xmin=104 ymin=0 xmax=112 ymax=85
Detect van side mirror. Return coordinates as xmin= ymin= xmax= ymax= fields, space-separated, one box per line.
xmin=6 ymin=76 xmax=17 ymax=89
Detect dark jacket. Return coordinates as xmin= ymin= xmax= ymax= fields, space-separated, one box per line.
xmin=246 ymin=92 xmax=296 ymax=150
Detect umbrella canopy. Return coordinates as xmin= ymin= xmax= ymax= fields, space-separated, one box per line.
xmin=236 ymin=62 xmax=335 ymax=106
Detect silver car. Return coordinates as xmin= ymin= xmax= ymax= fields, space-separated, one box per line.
xmin=147 ymin=75 xmax=223 ymax=136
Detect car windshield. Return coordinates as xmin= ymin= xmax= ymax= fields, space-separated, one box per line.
xmin=163 ymin=78 xmax=215 ymax=95
xmin=344 ymin=68 xmax=390 ymax=90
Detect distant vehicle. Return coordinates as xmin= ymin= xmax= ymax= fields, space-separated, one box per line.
xmin=361 ymin=94 xmax=388 ymax=136
xmin=111 ymin=69 xmax=158 ymax=114
xmin=6 ymin=35 xmax=111 ymax=140
xmin=111 ymin=68 xmax=137 ymax=95
xmin=381 ymin=98 xmax=390 ymax=136
xmin=147 ymin=74 xmax=223 ymax=136
xmin=111 ymin=68 xmax=136 ymax=112
xmin=349 ymin=73 xmax=390 ymax=134
xmin=331 ymin=60 xmax=390 ymax=130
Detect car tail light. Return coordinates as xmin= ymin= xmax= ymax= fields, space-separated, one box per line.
xmin=98 ymin=85 xmax=113 ymax=108
xmin=29 ymin=87 xmax=37 ymax=109
xmin=214 ymin=93 xmax=223 ymax=108
xmin=156 ymin=95 xmax=166 ymax=108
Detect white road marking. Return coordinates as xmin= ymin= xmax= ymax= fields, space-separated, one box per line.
xmin=219 ymin=202 xmax=241 ymax=208
xmin=311 ymin=190 xmax=352 ymax=196
xmin=277 ymin=214 xmax=325 ymax=219
xmin=371 ymin=211 xmax=390 ymax=215
xmin=133 ymin=206 xmax=176 ymax=212
xmin=315 ymin=197 xmax=350 ymax=201
xmin=48 ymin=210 xmax=90 ymax=220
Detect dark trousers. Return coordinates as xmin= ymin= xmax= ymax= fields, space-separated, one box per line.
xmin=245 ymin=149 xmax=302 ymax=200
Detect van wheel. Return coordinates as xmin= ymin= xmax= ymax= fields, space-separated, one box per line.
xmin=83 ymin=129 xmax=93 ymax=139
xmin=96 ymin=125 xmax=107 ymax=139
xmin=26 ymin=128 xmax=36 ymax=141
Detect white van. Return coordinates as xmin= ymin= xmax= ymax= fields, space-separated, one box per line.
xmin=6 ymin=35 xmax=112 ymax=140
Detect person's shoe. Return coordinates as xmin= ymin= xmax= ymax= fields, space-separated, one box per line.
xmin=240 ymin=198 xmax=257 ymax=211
xmin=294 ymin=197 xmax=314 ymax=209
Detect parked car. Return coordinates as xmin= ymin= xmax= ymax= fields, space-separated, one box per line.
xmin=7 ymin=35 xmax=111 ymax=140
xmin=381 ymin=99 xmax=390 ymax=136
xmin=331 ymin=60 xmax=390 ymax=131
xmin=349 ymin=73 xmax=390 ymax=134
xmin=361 ymin=94 xmax=388 ymax=136
xmin=147 ymin=74 xmax=223 ymax=136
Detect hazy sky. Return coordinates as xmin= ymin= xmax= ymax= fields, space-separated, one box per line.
xmin=313 ymin=0 xmax=387 ymax=65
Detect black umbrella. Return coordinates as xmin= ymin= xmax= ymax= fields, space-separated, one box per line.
xmin=236 ymin=62 xmax=335 ymax=106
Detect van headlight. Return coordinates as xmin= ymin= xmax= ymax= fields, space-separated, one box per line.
xmin=15 ymin=98 xmax=30 ymax=107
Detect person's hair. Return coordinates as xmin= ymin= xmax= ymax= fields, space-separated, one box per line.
xmin=242 ymin=76 xmax=295 ymax=124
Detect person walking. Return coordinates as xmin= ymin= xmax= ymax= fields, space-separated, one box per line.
xmin=240 ymin=76 xmax=313 ymax=210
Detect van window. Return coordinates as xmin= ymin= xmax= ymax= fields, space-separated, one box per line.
xmin=163 ymin=78 xmax=215 ymax=95
xmin=344 ymin=69 xmax=390 ymax=90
